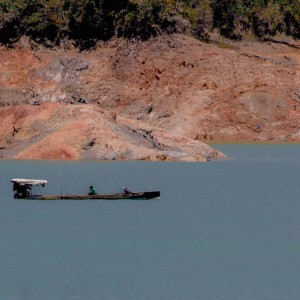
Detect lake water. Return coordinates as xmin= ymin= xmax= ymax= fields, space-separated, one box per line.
xmin=1 ymin=144 xmax=300 ymax=300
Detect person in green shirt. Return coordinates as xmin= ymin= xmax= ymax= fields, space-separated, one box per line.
xmin=89 ymin=186 xmax=97 ymax=195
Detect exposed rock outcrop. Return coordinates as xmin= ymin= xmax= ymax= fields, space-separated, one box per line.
xmin=0 ymin=34 xmax=299 ymax=160
xmin=0 ymin=103 xmax=224 ymax=161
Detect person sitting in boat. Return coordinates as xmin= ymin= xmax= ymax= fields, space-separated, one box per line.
xmin=123 ymin=187 xmax=132 ymax=194
xmin=89 ymin=186 xmax=97 ymax=195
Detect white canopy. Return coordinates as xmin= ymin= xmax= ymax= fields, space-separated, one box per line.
xmin=11 ymin=178 xmax=48 ymax=186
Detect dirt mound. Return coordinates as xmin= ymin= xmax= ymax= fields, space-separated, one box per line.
xmin=0 ymin=103 xmax=224 ymax=161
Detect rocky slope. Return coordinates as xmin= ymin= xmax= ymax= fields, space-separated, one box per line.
xmin=0 ymin=34 xmax=299 ymax=160
xmin=0 ymin=103 xmax=222 ymax=160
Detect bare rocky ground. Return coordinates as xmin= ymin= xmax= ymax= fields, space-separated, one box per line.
xmin=0 ymin=34 xmax=299 ymax=160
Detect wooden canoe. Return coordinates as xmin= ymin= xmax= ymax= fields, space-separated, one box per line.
xmin=18 ymin=191 xmax=160 ymax=200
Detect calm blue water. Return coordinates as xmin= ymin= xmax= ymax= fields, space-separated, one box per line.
xmin=1 ymin=144 xmax=300 ymax=300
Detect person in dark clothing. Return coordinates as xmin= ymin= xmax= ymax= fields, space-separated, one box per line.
xmin=123 ymin=187 xmax=132 ymax=194
xmin=89 ymin=186 xmax=97 ymax=195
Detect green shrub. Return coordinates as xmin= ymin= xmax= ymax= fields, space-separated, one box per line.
xmin=1 ymin=0 xmax=300 ymax=47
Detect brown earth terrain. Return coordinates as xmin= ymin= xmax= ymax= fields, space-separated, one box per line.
xmin=0 ymin=34 xmax=299 ymax=160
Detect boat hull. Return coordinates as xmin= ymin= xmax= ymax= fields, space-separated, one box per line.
xmin=16 ymin=191 xmax=160 ymax=200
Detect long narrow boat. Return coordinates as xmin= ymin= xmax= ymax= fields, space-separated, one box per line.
xmin=11 ymin=178 xmax=160 ymax=200
xmin=30 ymin=191 xmax=160 ymax=200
